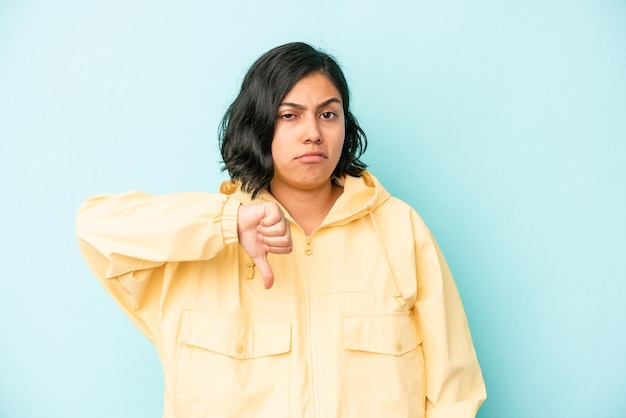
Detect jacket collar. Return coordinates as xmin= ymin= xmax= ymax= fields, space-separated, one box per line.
xmin=218 ymin=171 xmax=390 ymax=228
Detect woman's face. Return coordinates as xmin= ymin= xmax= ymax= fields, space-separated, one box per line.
xmin=270 ymin=72 xmax=345 ymax=194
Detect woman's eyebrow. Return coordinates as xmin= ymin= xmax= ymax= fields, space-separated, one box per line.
xmin=317 ymin=97 xmax=342 ymax=109
xmin=279 ymin=102 xmax=306 ymax=110
xmin=278 ymin=97 xmax=342 ymax=110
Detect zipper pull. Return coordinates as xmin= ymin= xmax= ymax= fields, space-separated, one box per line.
xmin=305 ymin=236 xmax=313 ymax=255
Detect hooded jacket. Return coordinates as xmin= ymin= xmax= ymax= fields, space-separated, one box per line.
xmin=76 ymin=172 xmax=486 ymax=418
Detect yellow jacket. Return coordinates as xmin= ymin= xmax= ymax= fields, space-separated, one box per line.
xmin=76 ymin=172 xmax=486 ymax=418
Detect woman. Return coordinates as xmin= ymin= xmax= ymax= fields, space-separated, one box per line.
xmin=77 ymin=42 xmax=486 ymax=418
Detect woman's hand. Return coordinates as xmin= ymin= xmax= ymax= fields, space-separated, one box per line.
xmin=237 ymin=202 xmax=292 ymax=289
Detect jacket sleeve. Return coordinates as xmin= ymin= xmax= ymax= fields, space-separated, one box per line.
xmin=75 ymin=191 xmax=242 ymax=338
xmin=411 ymin=211 xmax=487 ymax=418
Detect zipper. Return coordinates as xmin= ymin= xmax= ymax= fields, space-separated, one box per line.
xmin=304 ymin=233 xmax=321 ymax=416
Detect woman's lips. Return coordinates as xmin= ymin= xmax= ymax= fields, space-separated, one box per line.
xmin=296 ymin=151 xmax=327 ymax=163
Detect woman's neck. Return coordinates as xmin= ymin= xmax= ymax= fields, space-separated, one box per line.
xmin=270 ymin=180 xmax=343 ymax=235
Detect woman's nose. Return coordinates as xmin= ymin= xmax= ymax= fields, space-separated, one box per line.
xmin=303 ymin=117 xmax=322 ymax=144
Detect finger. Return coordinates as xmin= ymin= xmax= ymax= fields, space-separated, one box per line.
xmin=266 ymin=245 xmax=292 ymax=255
xmin=260 ymin=214 xmax=281 ymax=227
xmin=253 ymin=255 xmax=275 ymax=289
xmin=257 ymin=223 xmax=288 ymax=237
xmin=261 ymin=235 xmax=292 ymax=250
xmin=257 ymin=218 xmax=290 ymax=237
xmin=259 ymin=204 xmax=283 ymax=227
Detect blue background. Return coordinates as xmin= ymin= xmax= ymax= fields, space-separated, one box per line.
xmin=1 ymin=1 xmax=625 ymax=417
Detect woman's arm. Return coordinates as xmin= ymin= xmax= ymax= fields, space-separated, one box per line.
xmin=411 ymin=211 xmax=487 ymax=418
xmin=76 ymin=191 xmax=241 ymax=280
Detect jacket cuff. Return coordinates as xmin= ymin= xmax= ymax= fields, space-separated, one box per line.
xmin=221 ymin=197 xmax=241 ymax=246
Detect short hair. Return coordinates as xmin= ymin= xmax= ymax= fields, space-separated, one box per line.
xmin=219 ymin=42 xmax=367 ymax=198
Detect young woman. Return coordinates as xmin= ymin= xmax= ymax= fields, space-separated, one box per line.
xmin=77 ymin=42 xmax=486 ymax=418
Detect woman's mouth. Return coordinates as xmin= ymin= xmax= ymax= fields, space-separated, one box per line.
xmin=296 ymin=151 xmax=327 ymax=163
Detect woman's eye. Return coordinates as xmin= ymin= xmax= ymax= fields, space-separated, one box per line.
xmin=320 ymin=112 xmax=336 ymax=119
xmin=281 ymin=113 xmax=296 ymax=120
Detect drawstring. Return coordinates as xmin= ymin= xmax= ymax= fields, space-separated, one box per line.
xmin=369 ymin=212 xmax=407 ymax=308
xmin=246 ymin=258 xmax=256 ymax=280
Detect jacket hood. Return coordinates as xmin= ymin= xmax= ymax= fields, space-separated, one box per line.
xmin=219 ymin=171 xmax=391 ymax=228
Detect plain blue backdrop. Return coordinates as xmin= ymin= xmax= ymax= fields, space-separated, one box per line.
xmin=1 ymin=1 xmax=625 ymax=417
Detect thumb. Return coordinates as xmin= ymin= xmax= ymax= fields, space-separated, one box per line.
xmin=253 ymin=255 xmax=275 ymax=289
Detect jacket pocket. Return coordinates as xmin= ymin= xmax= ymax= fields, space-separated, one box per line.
xmin=342 ymin=312 xmax=425 ymax=418
xmin=174 ymin=309 xmax=292 ymax=418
